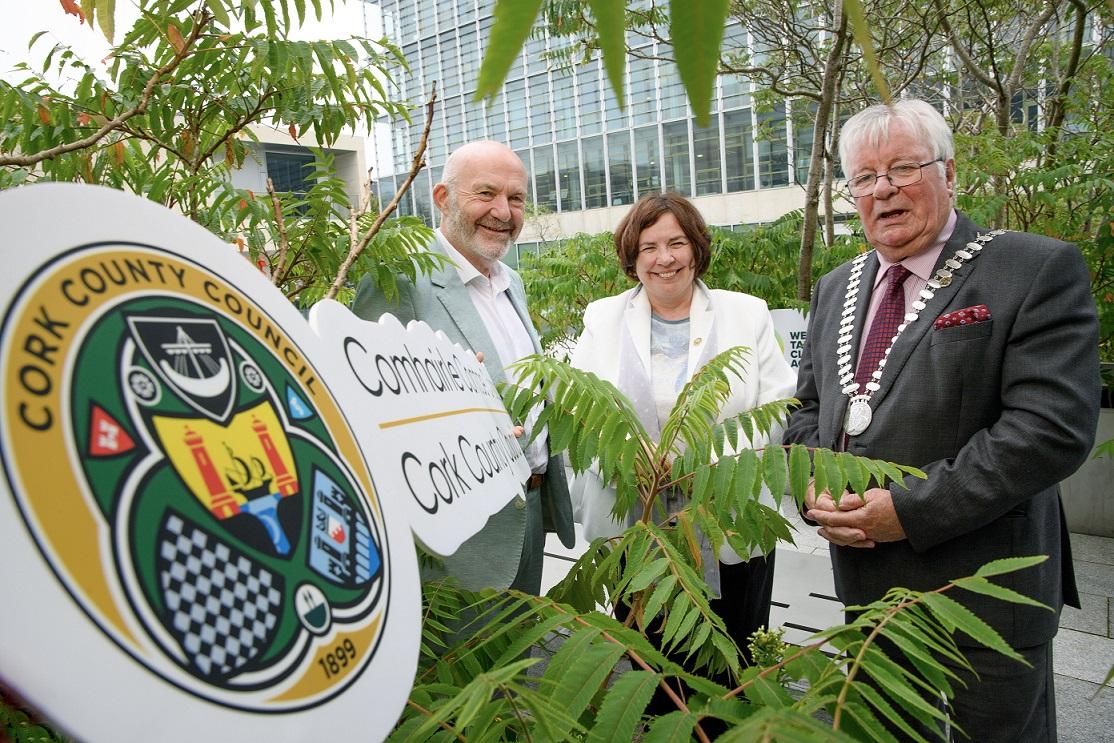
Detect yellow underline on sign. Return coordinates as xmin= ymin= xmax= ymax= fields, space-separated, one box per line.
xmin=379 ymin=407 xmax=508 ymax=429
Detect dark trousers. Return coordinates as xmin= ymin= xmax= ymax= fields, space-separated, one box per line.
xmin=945 ymin=641 xmax=1057 ymax=742
xmin=615 ymin=552 xmax=776 ymax=724
xmin=509 ymin=487 xmax=544 ymax=595
xmin=850 ymin=613 xmax=1057 ymax=742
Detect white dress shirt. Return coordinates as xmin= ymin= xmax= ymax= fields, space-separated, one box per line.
xmin=438 ymin=230 xmax=548 ymax=474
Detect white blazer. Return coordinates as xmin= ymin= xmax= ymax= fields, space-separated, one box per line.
xmin=569 ymin=281 xmax=797 ymax=559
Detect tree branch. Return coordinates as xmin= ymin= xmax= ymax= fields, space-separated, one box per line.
xmin=265 ymin=177 xmax=292 ymax=287
xmin=0 ymin=10 xmax=210 ymax=167
xmin=324 ymin=83 xmax=437 ymax=301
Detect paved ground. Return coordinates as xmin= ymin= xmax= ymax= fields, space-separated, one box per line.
xmin=541 ymin=508 xmax=1114 ymax=741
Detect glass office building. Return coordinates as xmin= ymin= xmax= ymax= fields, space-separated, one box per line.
xmin=368 ymin=0 xmax=811 ymax=262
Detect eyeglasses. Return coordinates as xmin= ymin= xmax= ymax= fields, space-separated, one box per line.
xmin=845 ymin=158 xmax=944 ymax=197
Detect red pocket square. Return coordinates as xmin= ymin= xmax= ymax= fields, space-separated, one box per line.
xmin=934 ymin=304 xmax=990 ymax=329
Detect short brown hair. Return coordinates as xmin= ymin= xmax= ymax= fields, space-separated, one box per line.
xmin=614 ymin=192 xmax=712 ymax=281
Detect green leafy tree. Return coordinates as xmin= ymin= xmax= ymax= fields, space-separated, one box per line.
xmin=390 ymin=349 xmax=1052 ymax=741
xmin=0 ymin=0 xmax=439 ymax=305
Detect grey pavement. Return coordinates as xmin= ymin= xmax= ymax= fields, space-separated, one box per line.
xmin=541 ymin=509 xmax=1114 ymax=741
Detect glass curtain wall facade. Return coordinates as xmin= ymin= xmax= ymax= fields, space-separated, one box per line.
xmin=370 ymin=0 xmax=797 ymax=238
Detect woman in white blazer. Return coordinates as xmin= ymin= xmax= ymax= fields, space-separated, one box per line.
xmin=569 ymin=192 xmax=797 ymax=668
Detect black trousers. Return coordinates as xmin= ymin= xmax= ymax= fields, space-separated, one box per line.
xmin=848 ymin=614 xmax=1057 ymax=742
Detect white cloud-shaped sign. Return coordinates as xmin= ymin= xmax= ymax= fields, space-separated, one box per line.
xmin=309 ymin=301 xmax=529 ymax=556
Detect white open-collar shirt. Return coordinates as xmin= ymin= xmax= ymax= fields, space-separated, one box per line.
xmin=438 ymin=230 xmax=548 ymax=474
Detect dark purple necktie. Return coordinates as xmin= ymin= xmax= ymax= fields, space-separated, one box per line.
xmin=854 ymin=264 xmax=911 ymax=390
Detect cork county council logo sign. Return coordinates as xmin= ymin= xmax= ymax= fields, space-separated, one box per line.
xmin=0 ymin=185 xmax=420 ymax=742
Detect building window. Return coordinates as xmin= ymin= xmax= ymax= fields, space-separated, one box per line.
xmin=529 ymin=74 xmax=552 ymax=144
xmin=633 ymin=125 xmax=661 ymax=197
xmin=485 ymin=96 xmax=507 ymax=141
xmin=506 ymin=79 xmax=529 ymax=147
xmin=412 ymin=169 xmax=434 ymax=226
xmin=791 ymin=99 xmax=816 ymax=186
xmin=459 ymin=27 xmax=480 ymax=92
xmin=582 ymin=135 xmax=607 ymax=209
xmin=662 ymin=120 xmax=691 ymax=196
xmin=420 ymin=43 xmax=441 ymax=92
xmin=418 ymin=3 xmax=436 ymax=38
xmin=578 ymin=65 xmax=602 ymax=135
xmin=439 ymin=32 xmax=460 ymax=92
xmin=724 ymin=108 xmax=754 ymax=192
xmin=533 ymin=144 xmax=557 ymax=211
xmin=605 ymin=72 xmax=628 ymax=131
xmin=557 ymin=140 xmax=582 ymax=212
xmin=607 ymin=131 xmax=633 ymax=206
xmin=266 ymin=149 xmax=315 ymax=198
xmin=693 ymin=118 xmax=722 ymax=195
xmin=658 ymin=45 xmax=688 ymax=120
xmin=443 ymin=96 xmax=465 ymax=155
xmin=757 ymin=104 xmax=789 ymax=188
xmin=629 ymin=54 xmax=656 ymax=125
xmin=551 ymin=70 xmax=576 ymax=140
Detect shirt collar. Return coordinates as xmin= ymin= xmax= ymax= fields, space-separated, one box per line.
xmin=436 ymin=228 xmax=510 ymax=293
xmin=874 ymin=208 xmax=957 ymax=287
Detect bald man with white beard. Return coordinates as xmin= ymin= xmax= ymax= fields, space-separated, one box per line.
xmin=353 ymin=141 xmax=575 ymax=593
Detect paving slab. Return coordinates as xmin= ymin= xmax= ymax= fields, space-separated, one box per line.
xmin=1053 ymin=627 xmax=1114 ymax=685
xmin=1060 ymin=592 xmax=1111 ymax=637
xmin=1075 ymin=559 xmax=1114 ymax=598
xmin=1054 ymin=674 xmax=1114 ymax=743
xmin=1070 ymin=533 xmax=1114 ymax=567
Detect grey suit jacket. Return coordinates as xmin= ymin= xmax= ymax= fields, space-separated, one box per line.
xmin=785 ymin=212 xmax=1100 ymax=648
xmin=351 ymin=237 xmax=575 ymax=591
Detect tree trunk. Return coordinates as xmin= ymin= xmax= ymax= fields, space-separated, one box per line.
xmin=798 ymin=8 xmax=848 ymax=302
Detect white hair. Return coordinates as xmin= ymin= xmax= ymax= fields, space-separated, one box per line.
xmin=839 ymin=99 xmax=955 ymax=175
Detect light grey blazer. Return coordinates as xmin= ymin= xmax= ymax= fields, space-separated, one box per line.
xmin=352 ymin=238 xmax=575 ymax=591
xmin=785 ymin=211 xmax=1099 ymax=648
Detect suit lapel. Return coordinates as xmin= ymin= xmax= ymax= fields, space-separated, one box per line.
xmin=688 ymin=284 xmax=715 ymax=372
xmin=429 ymin=244 xmax=504 ymax=382
xmin=625 ymin=288 xmax=653 ymax=375
xmin=867 ymin=214 xmax=981 ymax=407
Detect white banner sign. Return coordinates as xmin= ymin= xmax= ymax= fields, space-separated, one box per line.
xmin=310 ymin=302 xmax=529 ymax=557
xmin=770 ymin=308 xmax=809 ymax=374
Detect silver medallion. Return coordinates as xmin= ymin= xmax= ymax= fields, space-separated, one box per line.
xmin=845 ymin=396 xmax=873 ymax=436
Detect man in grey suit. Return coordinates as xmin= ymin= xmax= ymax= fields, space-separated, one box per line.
xmin=353 ymin=140 xmax=574 ymax=594
xmin=784 ymin=100 xmax=1099 ymax=741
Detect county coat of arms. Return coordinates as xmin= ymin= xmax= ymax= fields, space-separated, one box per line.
xmin=1 ymin=242 xmax=391 ymax=713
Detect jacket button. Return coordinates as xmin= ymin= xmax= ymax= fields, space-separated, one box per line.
xmin=514 ymin=496 xmax=526 ymax=510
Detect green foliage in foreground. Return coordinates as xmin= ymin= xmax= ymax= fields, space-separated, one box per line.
xmin=386 ymin=348 xmax=1047 ymax=740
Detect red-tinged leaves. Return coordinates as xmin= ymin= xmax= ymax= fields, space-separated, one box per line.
xmin=167 ymin=23 xmax=185 ymax=53
xmin=288 ymin=123 xmax=299 ymax=142
xmin=59 ymin=0 xmax=85 ymax=23
xmin=239 ymin=199 xmax=248 ymax=210
xmin=180 ymin=130 xmax=193 ymax=159
xmin=112 ymin=140 xmax=124 ymax=167
xmin=37 ymin=104 xmax=52 ymax=125
xmin=234 ymin=236 xmax=246 ymax=251
xmin=246 ymin=189 xmax=255 ymax=201
xmin=77 ymin=112 xmax=93 ymax=126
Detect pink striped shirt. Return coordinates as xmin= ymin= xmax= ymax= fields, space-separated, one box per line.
xmin=855 ymin=209 xmax=957 ymax=370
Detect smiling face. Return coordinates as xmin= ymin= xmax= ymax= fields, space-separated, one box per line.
xmin=434 ymin=142 xmax=528 ymax=274
xmin=634 ymin=212 xmax=697 ymax=317
xmin=847 ymin=121 xmax=956 ymax=263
